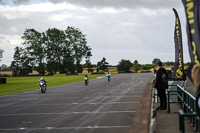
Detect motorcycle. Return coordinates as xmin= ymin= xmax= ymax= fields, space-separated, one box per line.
xmin=84 ymin=77 xmax=88 ymax=86
xmin=39 ymin=81 xmax=46 ymax=93
xmin=107 ymin=76 xmax=111 ymax=82
xmin=106 ymin=74 xmax=111 ymax=82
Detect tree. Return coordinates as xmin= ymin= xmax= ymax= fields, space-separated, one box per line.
xmin=184 ymin=62 xmax=190 ymax=66
xmin=20 ymin=49 xmax=33 ymax=75
xmin=117 ymin=59 xmax=132 ymax=73
xmin=65 ymin=26 xmax=91 ymax=73
xmin=0 ymin=64 xmax=11 ymax=71
xmin=132 ymin=60 xmax=141 ymax=72
xmin=164 ymin=61 xmax=175 ymax=66
xmin=85 ymin=51 xmax=93 ymax=73
xmin=45 ymin=28 xmax=67 ymax=74
xmin=1 ymin=64 xmax=7 ymax=69
xmin=97 ymin=57 xmax=109 ymax=72
xmin=11 ymin=47 xmax=32 ymax=75
xmin=11 ymin=47 xmax=22 ymax=75
xmin=22 ymin=29 xmax=46 ymax=75
xmin=152 ymin=58 xmax=161 ymax=65
xmin=12 ymin=27 xmax=92 ymax=75
xmin=62 ymin=48 xmax=75 ymax=74
xmin=141 ymin=64 xmax=153 ymax=70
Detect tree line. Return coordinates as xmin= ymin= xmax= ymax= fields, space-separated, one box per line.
xmin=1 ymin=56 xmax=190 ymax=74
xmin=117 ymin=59 xmax=155 ymax=73
xmin=10 ymin=27 xmax=91 ymax=75
xmin=0 ymin=27 xmax=190 ymax=75
xmin=117 ymin=58 xmax=189 ymax=73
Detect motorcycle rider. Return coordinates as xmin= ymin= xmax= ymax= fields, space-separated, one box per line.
xmin=84 ymin=74 xmax=89 ymax=85
xmin=38 ymin=77 xmax=47 ymax=88
xmin=106 ymin=72 xmax=111 ymax=80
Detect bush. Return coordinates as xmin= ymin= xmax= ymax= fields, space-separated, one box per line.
xmin=91 ymin=72 xmax=105 ymax=74
xmin=117 ymin=59 xmax=132 ymax=73
xmin=66 ymin=73 xmax=78 ymax=75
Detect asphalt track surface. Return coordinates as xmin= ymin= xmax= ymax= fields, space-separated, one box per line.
xmin=0 ymin=73 xmax=154 ymax=133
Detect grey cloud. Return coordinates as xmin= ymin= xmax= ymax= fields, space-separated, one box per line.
xmin=0 ymin=15 xmax=24 ymax=35
xmin=0 ymin=0 xmax=190 ymax=65
xmin=0 ymin=36 xmax=15 ymax=65
xmin=0 ymin=0 xmax=28 ymax=5
xmin=1 ymin=0 xmax=182 ymax=9
xmin=62 ymin=0 xmax=181 ymax=9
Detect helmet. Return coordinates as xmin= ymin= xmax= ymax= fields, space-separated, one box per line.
xmin=40 ymin=77 xmax=44 ymax=80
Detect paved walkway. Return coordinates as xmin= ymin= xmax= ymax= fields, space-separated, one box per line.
xmin=154 ymin=102 xmax=195 ymax=133
xmin=154 ymin=80 xmax=196 ymax=133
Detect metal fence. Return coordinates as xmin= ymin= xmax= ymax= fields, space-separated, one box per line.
xmin=168 ymin=84 xmax=199 ymax=133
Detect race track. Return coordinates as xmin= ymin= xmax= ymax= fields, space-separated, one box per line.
xmin=0 ymin=73 xmax=154 ymax=133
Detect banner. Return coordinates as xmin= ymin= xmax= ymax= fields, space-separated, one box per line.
xmin=182 ymin=0 xmax=200 ymax=64
xmin=182 ymin=0 xmax=200 ymax=81
xmin=172 ymin=8 xmax=184 ymax=79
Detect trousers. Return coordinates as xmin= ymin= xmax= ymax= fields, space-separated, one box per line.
xmin=157 ymin=88 xmax=167 ymax=108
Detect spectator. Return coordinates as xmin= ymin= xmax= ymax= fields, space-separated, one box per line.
xmin=155 ymin=61 xmax=168 ymax=110
xmin=192 ymin=65 xmax=200 ymax=116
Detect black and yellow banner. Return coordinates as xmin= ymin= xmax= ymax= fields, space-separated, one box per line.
xmin=172 ymin=8 xmax=184 ymax=79
xmin=182 ymin=0 xmax=200 ymax=65
xmin=182 ymin=0 xmax=200 ymax=81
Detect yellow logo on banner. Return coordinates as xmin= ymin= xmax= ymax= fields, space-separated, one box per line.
xmin=186 ymin=1 xmax=194 ymax=24
xmin=192 ymin=41 xmax=200 ymax=65
xmin=176 ymin=68 xmax=183 ymax=78
xmin=176 ymin=16 xmax=183 ymax=78
xmin=186 ymin=0 xmax=200 ymax=65
xmin=178 ymin=53 xmax=182 ymax=68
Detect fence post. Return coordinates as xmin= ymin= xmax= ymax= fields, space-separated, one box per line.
xmin=177 ymin=86 xmax=181 ymax=106
xmin=183 ymin=92 xmax=186 ymax=113
xmin=168 ymin=91 xmax=170 ymax=113
xmin=196 ymin=117 xmax=199 ymax=132
xmin=179 ymin=110 xmax=185 ymax=133
xmin=196 ymin=118 xmax=198 ymax=131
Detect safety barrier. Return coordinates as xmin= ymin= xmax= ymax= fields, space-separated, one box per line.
xmin=167 ymin=84 xmax=199 ymax=133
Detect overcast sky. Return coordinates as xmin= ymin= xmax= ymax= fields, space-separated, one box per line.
xmin=0 ymin=0 xmax=190 ymax=66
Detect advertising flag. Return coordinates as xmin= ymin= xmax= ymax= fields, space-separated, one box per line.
xmin=172 ymin=8 xmax=184 ymax=79
xmin=182 ymin=0 xmax=200 ymax=81
xmin=182 ymin=0 xmax=200 ymax=64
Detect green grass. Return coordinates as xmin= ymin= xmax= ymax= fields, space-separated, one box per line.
xmin=0 ymin=74 xmax=105 ymax=96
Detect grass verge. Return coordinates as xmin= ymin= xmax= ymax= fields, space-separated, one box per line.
xmin=0 ymin=74 xmax=105 ymax=96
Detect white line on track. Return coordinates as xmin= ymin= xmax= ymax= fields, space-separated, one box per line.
xmin=2 ymin=95 xmax=142 ymax=100
xmin=0 ymin=126 xmax=131 ymax=131
xmin=12 ymin=102 xmax=139 ymax=106
xmin=0 ymin=111 xmax=136 ymax=116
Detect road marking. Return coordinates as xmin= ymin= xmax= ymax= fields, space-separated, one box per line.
xmin=12 ymin=102 xmax=139 ymax=106
xmin=0 ymin=111 xmax=136 ymax=116
xmin=4 ymin=95 xmax=142 ymax=100
xmin=96 ymin=76 xmax=105 ymax=79
xmin=0 ymin=126 xmax=131 ymax=131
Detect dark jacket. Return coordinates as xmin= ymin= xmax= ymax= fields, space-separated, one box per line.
xmin=155 ymin=67 xmax=168 ymax=89
xmin=196 ymin=89 xmax=200 ymax=117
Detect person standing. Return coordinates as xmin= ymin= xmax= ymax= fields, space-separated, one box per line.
xmin=155 ymin=61 xmax=168 ymax=110
xmin=192 ymin=65 xmax=200 ymax=116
